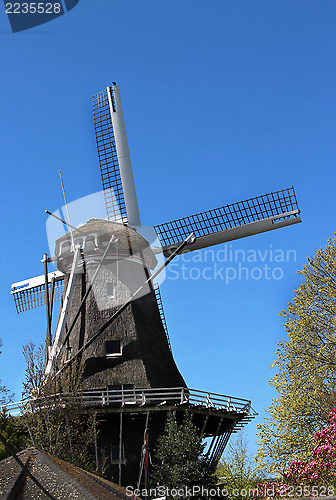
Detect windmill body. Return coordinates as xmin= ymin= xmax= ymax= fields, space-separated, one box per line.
xmin=55 ymin=218 xmax=185 ymax=391
xmin=9 ymin=83 xmax=302 ymax=487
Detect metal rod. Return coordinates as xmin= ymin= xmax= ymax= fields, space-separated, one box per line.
xmin=94 ymin=418 xmax=99 ymax=472
xmin=43 ymin=253 xmax=52 ymax=366
xmin=45 ymin=210 xmax=85 ymax=235
xmin=119 ymin=411 xmax=123 ymax=486
xmin=144 ymin=427 xmax=149 ymax=500
xmin=137 ymin=412 xmax=150 ymax=489
xmin=59 ymin=170 xmax=75 ymax=250
xmin=52 ymin=232 xmax=195 ymax=379
xmin=49 ymin=276 xmax=56 ymax=335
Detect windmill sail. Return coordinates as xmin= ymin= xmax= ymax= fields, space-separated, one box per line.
xmin=153 ymin=283 xmax=171 ymax=353
xmin=154 ymin=186 xmax=301 ymax=255
xmin=92 ymin=84 xmax=141 ymax=226
xmin=92 ymin=88 xmax=127 ymax=223
xmin=11 ymin=271 xmax=64 ymax=314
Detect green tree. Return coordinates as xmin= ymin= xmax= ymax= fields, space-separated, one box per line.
xmin=217 ymin=432 xmax=260 ymax=499
xmin=0 ymin=410 xmax=26 ymax=460
xmin=151 ymin=412 xmax=216 ymax=498
xmin=0 ymin=338 xmax=26 ymax=460
xmin=256 ymin=235 xmax=336 ymax=475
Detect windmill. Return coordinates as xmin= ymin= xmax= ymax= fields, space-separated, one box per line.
xmin=10 ymin=83 xmax=301 ymax=486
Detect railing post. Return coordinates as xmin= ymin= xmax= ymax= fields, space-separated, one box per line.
xmin=180 ymin=387 xmax=185 ymax=404
xmin=227 ymin=397 xmax=231 ymax=410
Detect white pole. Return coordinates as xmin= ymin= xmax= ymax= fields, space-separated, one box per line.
xmin=44 ymin=247 xmax=80 ymax=376
xmin=107 ymin=85 xmax=141 ymax=227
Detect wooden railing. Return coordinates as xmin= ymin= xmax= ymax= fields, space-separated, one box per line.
xmin=0 ymin=387 xmax=257 ymax=417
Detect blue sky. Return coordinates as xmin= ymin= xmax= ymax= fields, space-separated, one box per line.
xmin=0 ymin=1 xmax=335 ymax=455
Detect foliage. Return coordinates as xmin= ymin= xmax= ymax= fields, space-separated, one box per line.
xmin=282 ymin=407 xmax=336 ymax=486
xmin=256 ymin=409 xmax=336 ymax=499
xmin=151 ymin=412 xmax=216 ymax=498
xmin=20 ymin=341 xmax=98 ymax=473
xmin=0 ymin=409 xmax=27 ymax=460
xmin=0 ymin=338 xmax=24 ymax=460
xmin=22 ymin=341 xmax=45 ymax=399
xmin=217 ymin=432 xmax=261 ymax=499
xmin=255 ymin=235 xmax=336 ymax=475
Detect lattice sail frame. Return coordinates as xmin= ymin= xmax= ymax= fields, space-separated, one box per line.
xmin=11 ymin=272 xmax=64 ymax=314
xmin=154 ymin=186 xmax=300 ymax=247
xmin=92 ymin=89 xmax=128 ymax=224
xmin=153 ymin=283 xmax=171 ymax=352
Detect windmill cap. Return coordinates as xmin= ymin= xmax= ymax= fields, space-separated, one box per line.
xmin=54 ymin=218 xmax=158 ymax=270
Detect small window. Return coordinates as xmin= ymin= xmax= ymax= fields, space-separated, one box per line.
xmin=84 ymin=234 xmax=97 ymax=250
xmin=60 ymin=241 xmax=71 ymax=256
xmin=108 ymin=384 xmax=122 ymax=393
xmin=123 ymin=384 xmax=134 ymax=391
xmin=105 ymin=340 xmax=122 ymax=357
xmin=106 ymin=282 xmax=115 ymax=298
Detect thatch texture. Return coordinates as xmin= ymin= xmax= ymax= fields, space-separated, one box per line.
xmin=56 ymin=220 xmax=186 ymax=391
xmin=55 ymin=218 xmax=157 ymax=272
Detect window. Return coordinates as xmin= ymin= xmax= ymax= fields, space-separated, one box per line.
xmin=105 ymin=340 xmax=122 ymax=357
xmin=60 ymin=241 xmax=71 ymax=256
xmin=108 ymin=384 xmax=122 ymax=392
xmin=123 ymin=384 xmax=134 ymax=391
xmin=84 ymin=234 xmax=97 ymax=251
xmin=106 ymin=282 xmax=115 ymax=298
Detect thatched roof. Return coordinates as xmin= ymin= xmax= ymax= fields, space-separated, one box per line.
xmin=0 ymin=448 xmax=139 ymax=499
xmin=55 ymin=218 xmax=157 ymax=270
